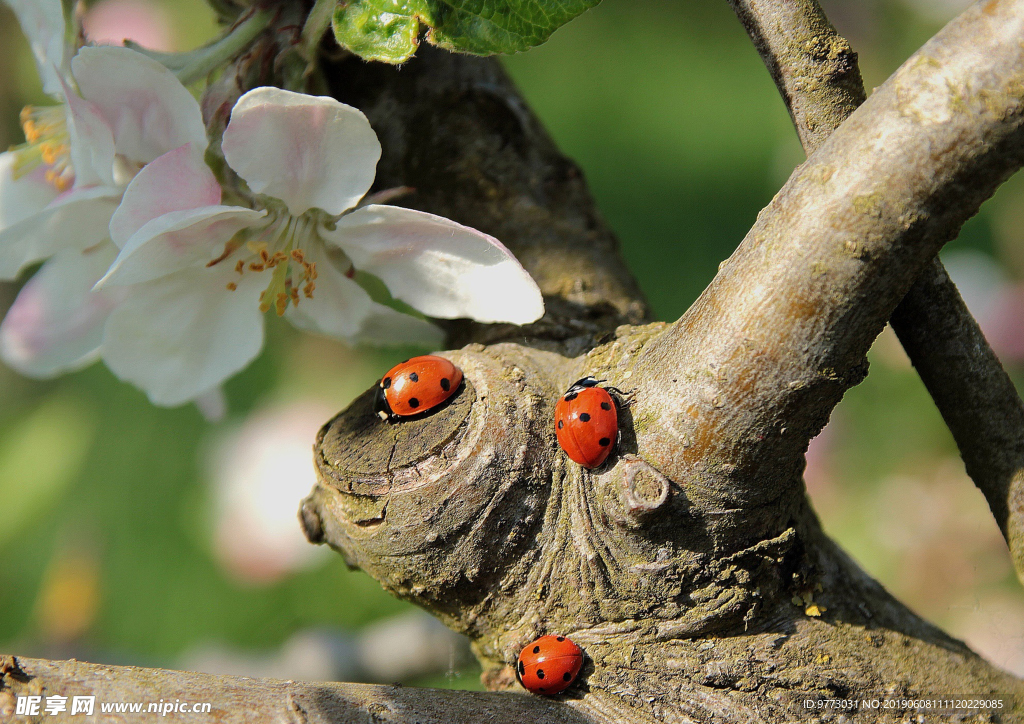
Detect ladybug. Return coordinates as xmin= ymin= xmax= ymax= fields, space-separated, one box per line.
xmin=554 ymin=377 xmax=618 ymax=468
xmin=517 ymin=635 xmax=583 ymax=695
xmin=374 ymin=355 xmax=464 ymax=422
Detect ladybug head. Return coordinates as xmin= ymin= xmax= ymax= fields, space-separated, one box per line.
xmin=372 ymin=384 xmax=394 ymax=422
xmin=565 ymin=376 xmax=603 ymax=398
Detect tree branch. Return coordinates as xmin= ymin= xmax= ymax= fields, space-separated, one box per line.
xmin=724 ymin=0 xmax=865 ymax=151
xmin=891 ymin=260 xmax=1024 ymax=582
xmin=630 ymin=0 xmax=1024 ymax=510
xmin=0 ymin=655 xmax=589 ymax=723
xmin=726 ymin=0 xmax=1024 ymax=584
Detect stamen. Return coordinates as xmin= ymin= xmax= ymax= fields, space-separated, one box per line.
xmin=14 ymin=105 xmax=74 ymax=190
xmin=226 ymin=282 xmax=237 ymax=291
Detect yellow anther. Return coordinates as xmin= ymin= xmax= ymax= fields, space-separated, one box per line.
xmin=290 ymin=249 xmax=305 ymax=263
xmin=235 ymin=259 xmax=245 ymax=274
xmin=249 ymin=262 xmax=265 ymax=272
xmin=275 ymin=292 xmax=288 ymax=316
xmin=226 ymin=282 xmax=238 ymax=291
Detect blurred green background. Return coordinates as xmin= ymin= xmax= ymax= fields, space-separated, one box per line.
xmin=1 ymin=0 xmax=1022 ymax=686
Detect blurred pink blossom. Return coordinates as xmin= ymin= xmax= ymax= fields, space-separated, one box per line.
xmin=83 ymin=0 xmax=174 ymax=52
xmin=209 ymin=401 xmax=334 ymax=584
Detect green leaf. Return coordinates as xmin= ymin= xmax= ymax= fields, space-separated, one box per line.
xmin=331 ymin=0 xmax=601 ymax=63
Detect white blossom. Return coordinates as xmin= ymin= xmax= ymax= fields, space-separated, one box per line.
xmin=0 ymin=12 xmax=207 ymax=377
xmin=96 ymin=87 xmax=543 ymax=406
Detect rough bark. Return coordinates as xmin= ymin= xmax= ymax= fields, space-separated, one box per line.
xmin=9 ymin=1 xmax=1024 ymax=722
xmin=727 ymin=0 xmax=1024 ymax=585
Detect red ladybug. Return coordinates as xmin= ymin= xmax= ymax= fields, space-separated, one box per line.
xmin=374 ymin=355 xmax=464 ymax=422
xmin=554 ymin=377 xmax=618 ymax=468
xmin=517 ymin=635 xmax=583 ymax=695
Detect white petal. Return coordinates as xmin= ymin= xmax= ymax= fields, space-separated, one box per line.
xmin=283 ymin=243 xmax=373 ymax=339
xmin=58 ymin=73 xmax=117 ymax=188
xmin=328 ymin=205 xmax=545 ymax=324
xmin=222 ymin=87 xmax=380 ymax=216
xmin=100 ymin=205 xmax=265 ymax=286
xmin=6 ymin=0 xmax=70 ymax=98
xmin=0 ymin=242 xmax=122 ymax=377
xmin=109 ymin=143 xmax=221 ymax=248
xmin=0 ymin=186 xmax=120 ymax=279
xmin=102 ymin=265 xmax=266 ymax=406
xmin=72 ymin=46 xmax=207 ymax=164
xmin=0 ymin=151 xmax=59 ymax=231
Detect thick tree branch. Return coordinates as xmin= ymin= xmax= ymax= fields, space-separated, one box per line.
xmin=0 ymin=656 xmax=590 ymax=723
xmin=631 ymin=0 xmax=1024 ymax=510
xmin=726 ymin=0 xmax=1024 ymax=584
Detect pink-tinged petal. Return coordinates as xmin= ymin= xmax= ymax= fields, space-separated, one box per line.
xmin=102 ymin=264 xmax=266 ymax=406
xmin=0 ymin=151 xmax=60 ymax=231
xmin=100 ymin=205 xmax=265 ymax=286
xmin=0 ymin=187 xmax=120 ymax=279
xmin=282 ymin=243 xmax=373 ymax=339
xmin=0 ymin=242 xmax=123 ymax=377
xmin=72 ymin=46 xmax=207 ymax=164
xmin=222 ymin=87 xmax=380 ymax=216
xmin=328 ymin=205 xmax=545 ymax=324
xmin=58 ymin=73 xmax=117 ymax=188
xmin=6 ymin=0 xmax=70 ymax=98
xmin=109 ymin=143 xmax=221 ymax=248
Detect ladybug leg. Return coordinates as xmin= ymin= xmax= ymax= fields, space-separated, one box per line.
xmin=605 ymin=386 xmax=635 ymax=408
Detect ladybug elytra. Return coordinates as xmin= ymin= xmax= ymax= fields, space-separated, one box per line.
xmin=517 ymin=634 xmax=583 ymax=695
xmin=374 ymin=355 xmax=464 ymax=422
xmin=554 ymin=377 xmax=618 ymax=468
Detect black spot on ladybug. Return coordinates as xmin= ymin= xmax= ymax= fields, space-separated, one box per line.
xmin=538 ymin=687 xmax=546 ymax=693
xmin=537 ymin=670 xmax=545 ymax=679
xmin=563 ymin=672 xmax=571 ymax=681
xmin=556 ymin=636 xmax=564 ymax=641
xmin=518 ymin=661 xmax=525 ymax=675
xmin=408 ymin=398 xmax=420 ymax=409
xmin=565 ymin=392 xmax=578 ymax=401
xmin=533 ymin=646 xmax=541 ymax=654
xmin=579 ymin=413 xmax=591 ymax=422
xmin=599 ymin=437 xmax=610 ymax=446
xmin=600 ymin=401 xmax=611 ymax=410
xmin=382 ymin=377 xmax=391 ymax=389
xmin=440 ymin=377 xmax=450 ymax=391
xmin=409 ymin=372 xmax=419 ymax=382
xmin=558 ymin=420 xmax=564 ymax=429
